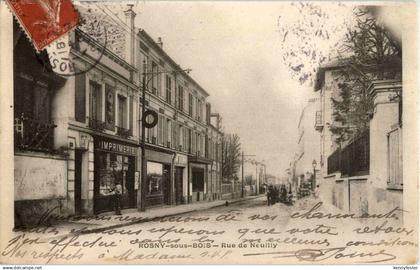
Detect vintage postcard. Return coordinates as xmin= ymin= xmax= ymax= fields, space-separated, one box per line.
xmin=0 ymin=0 xmax=418 ymax=265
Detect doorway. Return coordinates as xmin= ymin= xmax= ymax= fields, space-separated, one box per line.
xmin=175 ymin=167 xmax=184 ymax=205
xmin=74 ymin=149 xmax=83 ymax=215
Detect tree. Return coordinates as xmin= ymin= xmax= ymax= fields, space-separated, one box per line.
xmin=330 ymin=7 xmax=402 ymax=145
xmin=277 ymin=2 xmax=354 ymax=86
xmin=221 ymin=133 xmax=241 ymax=182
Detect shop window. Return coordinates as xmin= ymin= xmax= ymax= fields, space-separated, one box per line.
xmin=147 ymin=162 xmax=163 ymax=195
xmin=98 ymin=153 xmax=128 ymax=197
xmin=192 ymin=168 xmax=204 ymax=192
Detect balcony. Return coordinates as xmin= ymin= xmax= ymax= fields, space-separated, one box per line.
xmin=14 ymin=114 xmax=56 ymax=152
xmin=116 ymin=126 xmax=132 ymax=138
xmin=88 ymin=117 xmax=106 ymax=132
xmin=315 ymin=111 xmax=323 ymax=131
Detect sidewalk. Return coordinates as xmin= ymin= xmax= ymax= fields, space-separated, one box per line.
xmin=42 ymin=195 xmax=263 ymax=237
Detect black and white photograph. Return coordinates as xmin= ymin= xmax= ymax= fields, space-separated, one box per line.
xmin=0 ymin=0 xmax=418 ymax=266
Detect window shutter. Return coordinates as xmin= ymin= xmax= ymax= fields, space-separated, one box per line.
xmin=75 ymin=73 xmax=86 ymax=122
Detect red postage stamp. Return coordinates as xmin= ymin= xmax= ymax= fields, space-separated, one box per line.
xmin=5 ymin=0 xmax=79 ymax=51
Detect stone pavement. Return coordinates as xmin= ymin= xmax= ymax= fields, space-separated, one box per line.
xmin=33 ymin=195 xmax=264 ymax=238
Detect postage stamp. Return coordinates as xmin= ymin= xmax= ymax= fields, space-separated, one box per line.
xmin=5 ymin=0 xmax=78 ymax=51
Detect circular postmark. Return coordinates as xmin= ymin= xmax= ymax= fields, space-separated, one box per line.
xmin=35 ymin=7 xmax=108 ymax=76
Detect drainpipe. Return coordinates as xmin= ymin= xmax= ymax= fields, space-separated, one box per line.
xmin=171 ymin=153 xmax=176 ymax=205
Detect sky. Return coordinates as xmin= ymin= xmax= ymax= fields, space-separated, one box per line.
xmin=101 ymin=1 xmax=356 ymax=177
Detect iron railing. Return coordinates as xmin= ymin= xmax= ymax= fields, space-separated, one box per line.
xmin=88 ymin=117 xmax=106 ymax=131
xmin=116 ymin=126 xmax=132 ymax=138
xmin=14 ymin=114 xmax=56 ymax=152
xmin=327 ymin=130 xmax=370 ymax=177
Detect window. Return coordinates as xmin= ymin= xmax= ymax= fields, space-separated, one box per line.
xmin=178 ymin=86 xmax=184 ymax=111
xmin=147 ymin=162 xmax=164 ymax=195
xmin=197 ymin=100 xmax=202 ymax=121
xmin=187 ymin=129 xmax=192 ymax=153
xmin=151 ymin=62 xmax=158 ymax=95
xmin=165 ymin=75 xmax=172 ymax=104
xmin=167 ymin=119 xmax=172 ymax=147
xmin=173 ymin=123 xmax=178 ymax=149
xmin=192 ymin=168 xmax=205 ymax=192
xmin=178 ymin=125 xmax=183 ymax=149
xmin=89 ymin=81 xmax=102 ymax=121
xmin=188 ymin=93 xmax=193 ymax=117
xmin=104 ymin=84 xmax=115 ymax=130
xmin=118 ymin=95 xmax=127 ymax=128
xmin=75 ymin=73 xmax=86 ymax=122
xmin=158 ymin=115 xmax=163 ymax=145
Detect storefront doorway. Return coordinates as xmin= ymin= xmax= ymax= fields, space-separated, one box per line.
xmin=145 ymin=161 xmax=171 ymax=206
xmin=74 ymin=149 xmax=83 ymax=215
xmin=174 ymin=167 xmax=183 ymax=205
xmin=192 ymin=168 xmax=205 ymax=202
xmin=93 ymin=137 xmax=137 ymax=214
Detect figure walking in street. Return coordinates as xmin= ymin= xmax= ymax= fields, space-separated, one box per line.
xmin=113 ymin=180 xmax=122 ymax=215
xmin=267 ymin=184 xmax=273 ymax=206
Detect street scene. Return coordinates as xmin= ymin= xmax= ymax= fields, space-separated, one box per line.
xmin=0 ymin=0 xmax=417 ymax=265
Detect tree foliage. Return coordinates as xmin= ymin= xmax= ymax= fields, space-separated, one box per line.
xmin=277 ymin=2 xmax=354 ymax=85
xmin=222 ymin=133 xmax=241 ymax=182
xmin=331 ymin=7 xmax=402 ymax=145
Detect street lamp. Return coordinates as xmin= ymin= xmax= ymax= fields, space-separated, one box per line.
xmin=312 ymin=159 xmax=317 ymax=191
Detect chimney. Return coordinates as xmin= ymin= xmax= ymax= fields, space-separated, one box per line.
xmin=157 ymin=37 xmax=163 ymax=49
xmin=124 ymin=4 xmax=136 ymax=66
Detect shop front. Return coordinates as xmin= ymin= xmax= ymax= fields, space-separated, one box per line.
xmin=189 ymin=156 xmax=212 ymax=203
xmin=174 ymin=154 xmax=188 ymax=205
xmin=93 ymin=136 xmax=137 ymax=214
xmin=145 ymin=149 xmax=174 ymax=207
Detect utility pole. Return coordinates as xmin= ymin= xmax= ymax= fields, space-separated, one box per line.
xmin=138 ymin=61 xmax=191 ymax=212
xmin=140 ymin=60 xmax=147 ymax=212
xmin=241 ymin=151 xmax=244 ymax=198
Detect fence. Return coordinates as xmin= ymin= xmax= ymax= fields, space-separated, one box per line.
xmin=327 ymin=130 xmax=370 ymax=177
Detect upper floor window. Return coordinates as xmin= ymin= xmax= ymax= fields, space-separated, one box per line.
xmin=151 ymin=62 xmax=159 ymax=95
xmin=117 ymin=95 xmax=127 ymax=129
xmin=197 ymin=99 xmax=202 ymax=121
xmin=188 ymin=93 xmax=193 ymax=117
xmin=89 ymin=81 xmax=102 ymax=121
xmin=165 ymin=75 xmax=172 ymax=104
xmin=178 ymin=86 xmax=184 ymax=111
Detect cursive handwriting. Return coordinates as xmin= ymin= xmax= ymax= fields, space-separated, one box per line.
xmin=291 ymin=202 xmax=404 ymax=220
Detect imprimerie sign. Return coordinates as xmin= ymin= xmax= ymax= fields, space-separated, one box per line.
xmin=95 ymin=137 xmax=137 ymax=156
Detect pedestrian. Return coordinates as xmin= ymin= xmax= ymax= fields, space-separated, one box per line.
xmin=267 ymin=184 xmax=273 ymax=206
xmin=113 ymin=180 xmax=122 ymax=215
xmin=313 ymin=184 xmax=320 ymax=199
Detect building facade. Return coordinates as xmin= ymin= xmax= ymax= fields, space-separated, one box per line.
xmin=294 ymin=97 xmax=321 ymax=191
xmin=12 ymin=5 xmax=224 ymax=226
xmin=314 ymin=60 xmax=403 ymax=218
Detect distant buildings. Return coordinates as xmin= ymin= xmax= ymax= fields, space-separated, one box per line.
xmin=289 ymin=97 xmax=321 ymax=196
